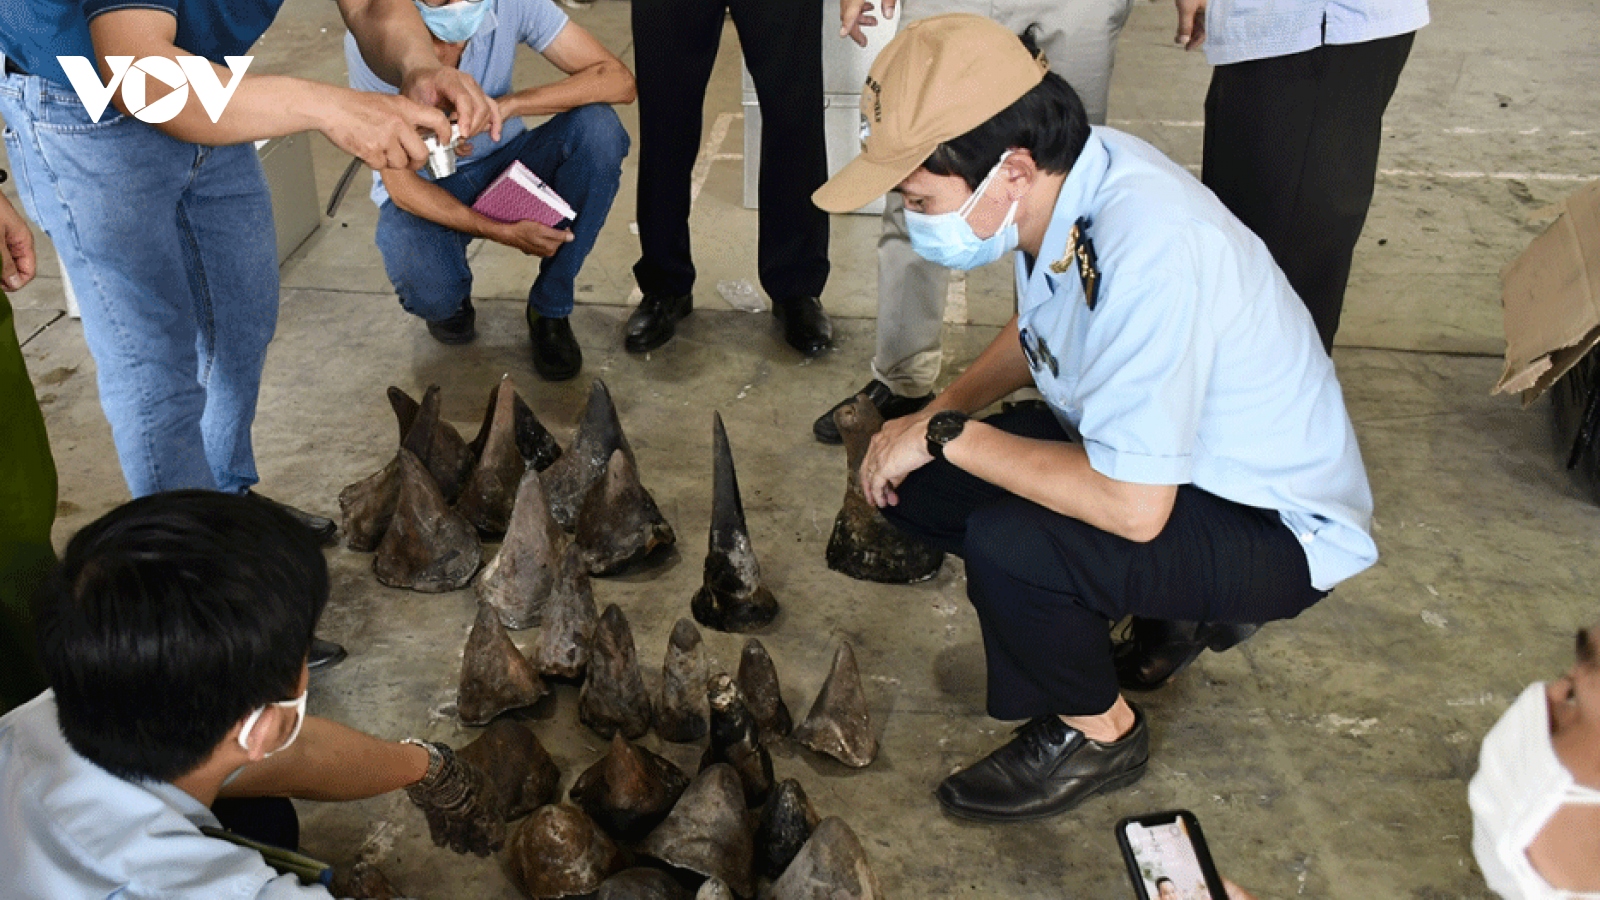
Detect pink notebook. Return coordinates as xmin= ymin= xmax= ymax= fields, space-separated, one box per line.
xmin=471 ymin=161 xmax=577 ymax=229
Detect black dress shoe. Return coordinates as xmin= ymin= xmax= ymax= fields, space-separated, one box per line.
xmin=247 ymin=491 xmax=337 ymax=548
xmin=528 ymin=311 xmax=582 ymax=381
xmin=308 ymin=637 xmax=348 ymax=671
xmin=426 ymin=298 xmax=477 ymax=345
xmin=624 ymin=292 xmax=692 ymax=353
xmin=772 ymin=296 xmax=832 ymax=357
xmin=936 ymin=706 xmax=1148 ymax=822
xmin=812 ymin=379 xmax=934 ymax=444
xmin=1113 ymin=618 xmax=1260 ymax=692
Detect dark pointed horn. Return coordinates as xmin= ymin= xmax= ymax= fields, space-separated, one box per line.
xmin=754 ymin=779 xmax=819 ymax=879
xmin=640 ymin=764 xmax=755 ymax=898
xmin=455 ymin=719 xmax=561 ymax=821
xmin=826 ymin=395 xmax=944 ymax=584
xmin=401 ymin=385 xmax=475 ymax=505
xmin=457 ymin=603 xmax=548 ymax=726
xmin=456 ymin=375 xmax=529 ymax=538
xmin=736 ymin=638 xmax=792 ymax=744
xmin=573 ymin=448 xmax=676 ymax=576
xmin=526 ymin=543 xmax=598 ymax=680
xmin=372 ymin=447 xmax=481 ymax=592
xmin=570 ymin=732 xmax=691 ymax=842
xmin=657 ymin=618 xmax=710 ymax=743
xmin=505 ymin=805 xmax=624 ymax=900
xmin=691 ymin=414 xmax=776 ymax=632
xmin=791 ymin=642 xmax=878 ymax=768
xmin=388 ymin=385 xmax=420 ymax=444
xmin=766 ymin=817 xmax=882 ymax=900
xmin=699 ymin=673 xmax=773 ymax=807
xmin=338 ymin=452 xmax=400 ymax=552
xmin=477 ymin=466 xmax=566 ymax=629
xmin=542 ymin=379 xmax=630 ymax=530
xmin=578 ymin=604 xmax=654 ymax=740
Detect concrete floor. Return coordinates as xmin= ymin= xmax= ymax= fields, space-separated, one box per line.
xmin=7 ymin=0 xmax=1600 ymax=895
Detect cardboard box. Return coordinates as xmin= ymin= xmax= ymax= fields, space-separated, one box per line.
xmin=1494 ymin=179 xmax=1600 ymax=405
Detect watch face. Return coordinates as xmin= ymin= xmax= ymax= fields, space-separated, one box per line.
xmin=929 ymin=412 xmax=966 ymax=445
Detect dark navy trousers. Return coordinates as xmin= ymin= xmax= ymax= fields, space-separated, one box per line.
xmin=883 ymin=405 xmax=1326 ymax=719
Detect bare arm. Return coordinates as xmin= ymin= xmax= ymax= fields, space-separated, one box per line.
xmin=339 ymin=0 xmax=501 ymax=140
xmin=218 ymin=717 xmax=428 ymax=801
xmin=87 ymin=9 xmax=448 ymax=169
xmin=380 ymin=168 xmax=574 ymax=256
xmin=497 ymin=23 xmax=636 ymax=119
xmin=860 ymin=314 xmax=1178 ymax=542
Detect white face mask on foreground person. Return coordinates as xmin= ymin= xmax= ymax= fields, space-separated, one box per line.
xmin=1471 ymin=646 xmax=1600 ymax=899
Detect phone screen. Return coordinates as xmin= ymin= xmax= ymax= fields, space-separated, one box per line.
xmin=1121 ymin=816 xmax=1217 ymax=900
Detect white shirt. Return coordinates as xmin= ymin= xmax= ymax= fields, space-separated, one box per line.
xmin=0 ymin=691 xmax=333 ymax=899
xmin=1014 ymin=128 xmax=1377 ymax=591
xmin=1203 ymin=0 xmax=1431 ymax=66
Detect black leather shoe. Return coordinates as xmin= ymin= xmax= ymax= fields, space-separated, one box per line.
xmin=936 ymin=707 xmax=1149 ymax=822
xmin=624 ymin=292 xmax=692 ymax=353
xmin=1113 ymin=618 xmax=1260 ymax=692
xmin=308 ymin=637 xmax=348 ymax=672
xmin=528 ymin=311 xmax=582 ymax=381
xmin=426 ymin=298 xmax=477 ymax=345
xmin=247 ymin=491 xmax=337 ymax=548
xmin=812 ymin=379 xmax=934 ymax=444
xmin=772 ymin=295 xmax=832 ymax=357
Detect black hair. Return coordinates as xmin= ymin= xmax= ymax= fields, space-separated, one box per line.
xmin=34 ymin=491 xmax=328 ymax=782
xmin=922 ymin=28 xmax=1091 ymax=189
xmin=1155 ymin=877 xmax=1176 ymax=888
xmin=1580 ymin=626 xmax=1595 ymax=666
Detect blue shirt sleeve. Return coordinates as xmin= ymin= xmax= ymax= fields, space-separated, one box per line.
xmin=1074 ymin=254 xmax=1213 ymax=486
xmin=81 ymin=0 xmax=178 ymax=22
xmin=344 ymin=31 xmax=399 ymax=95
xmin=517 ymin=0 xmax=570 ymax=53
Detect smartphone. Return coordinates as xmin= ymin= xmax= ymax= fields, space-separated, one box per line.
xmin=1116 ymin=810 xmax=1228 ymax=900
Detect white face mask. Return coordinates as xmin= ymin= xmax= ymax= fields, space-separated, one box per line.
xmin=904 ymin=151 xmax=1021 ymax=271
xmin=236 ymin=690 xmax=307 ymax=759
xmin=1469 ymin=682 xmax=1600 ymax=899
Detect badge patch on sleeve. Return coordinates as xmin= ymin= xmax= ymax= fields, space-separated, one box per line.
xmin=1051 ymin=217 xmax=1100 ymax=310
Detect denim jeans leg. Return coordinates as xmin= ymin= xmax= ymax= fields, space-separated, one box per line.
xmin=514 ymin=104 xmax=630 ymax=317
xmin=180 ymin=143 xmax=280 ymax=494
xmin=3 ymin=77 xmax=217 ymax=495
xmin=374 ymin=199 xmax=475 ymax=323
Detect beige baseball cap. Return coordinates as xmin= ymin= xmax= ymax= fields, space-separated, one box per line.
xmin=812 ymin=14 xmax=1048 ymax=214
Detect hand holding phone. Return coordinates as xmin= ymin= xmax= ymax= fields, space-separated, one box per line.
xmin=1116 ymin=810 xmax=1228 ymax=900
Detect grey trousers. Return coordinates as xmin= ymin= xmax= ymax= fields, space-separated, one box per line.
xmin=871 ymin=0 xmax=1132 ymax=396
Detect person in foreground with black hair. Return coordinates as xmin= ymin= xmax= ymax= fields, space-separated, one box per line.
xmin=814 ymin=15 xmax=1375 ymax=823
xmin=0 ymin=491 xmax=501 ymax=897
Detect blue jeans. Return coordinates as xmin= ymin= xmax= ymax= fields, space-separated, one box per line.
xmin=0 ymin=74 xmax=277 ymax=497
xmin=375 ymin=104 xmax=629 ymax=321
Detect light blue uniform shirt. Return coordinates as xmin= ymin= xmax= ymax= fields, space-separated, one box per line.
xmin=1203 ymin=0 xmax=1430 ymax=66
xmin=1014 ymin=128 xmax=1377 ymax=591
xmin=344 ymin=0 xmax=569 ymax=207
xmin=0 ymin=691 xmax=332 ymax=898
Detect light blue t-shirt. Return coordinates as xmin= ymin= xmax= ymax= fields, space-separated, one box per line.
xmin=344 ymin=0 xmax=569 ymax=207
xmin=1013 ymin=127 xmax=1377 ymax=591
xmin=0 ymin=691 xmax=332 ymax=898
xmin=1203 ymin=0 xmax=1430 ymax=66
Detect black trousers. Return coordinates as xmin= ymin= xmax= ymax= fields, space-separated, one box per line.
xmin=1201 ymin=32 xmax=1415 ymax=353
xmin=631 ymin=0 xmax=830 ymax=300
xmin=883 ymin=406 xmax=1325 ymax=720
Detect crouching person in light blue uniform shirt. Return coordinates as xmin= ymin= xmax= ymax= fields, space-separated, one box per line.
xmin=347 ymin=0 xmax=635 ymax=382
xmin=814 ymin=15 xmax=1377 ymax=823
xmin=0 ymin=492 xmax=504 ymax=897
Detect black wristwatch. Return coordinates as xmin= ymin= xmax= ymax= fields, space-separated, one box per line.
xmin=925 ymin=411 xmax=969 ymax=461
